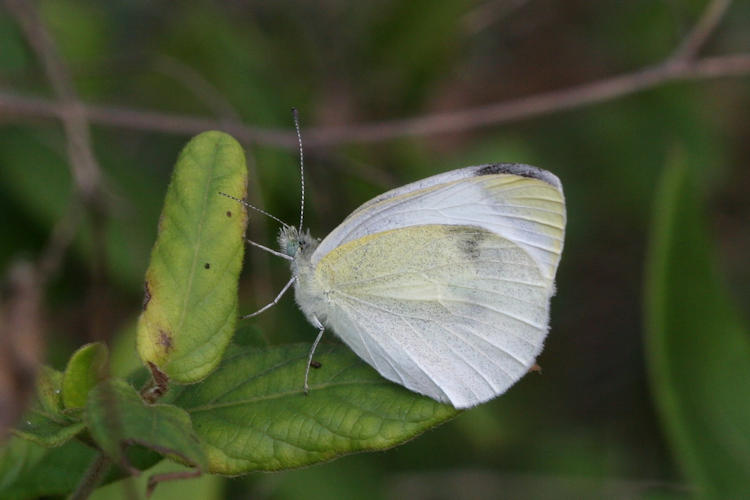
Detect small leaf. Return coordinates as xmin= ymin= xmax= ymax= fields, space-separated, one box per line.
xmin=85 ymin=379 xmax=206 ymax=471
xmin=172 ymin=344 xmax=458 ymax=474
xmin=12 ymin=412 xmax=85 ymax=448
xmin=62 ymin=342 xmax=109 ymax=409
xmin=12 ymin=365 xmax=85 ymax=447
xmin=137 ymin=131 xmax=248 ymax=383
xmin=35 ymin=365 xmax=64 ymax=416
xmin=0 ymin=436 xmax=97 ymax=500
xmin=644 ymin=156 xmax=750 ymax=498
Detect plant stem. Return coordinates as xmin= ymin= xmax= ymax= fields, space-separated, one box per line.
xmin=68 ymin=453 xmax=111 ymax=500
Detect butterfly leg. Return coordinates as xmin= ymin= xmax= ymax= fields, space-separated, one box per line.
xmin=241 ymin=276 xmax=296 ymax=319
xmin=304 ymin=315 xmax=325 ymax=395
xmin=246 ymin=239 xmax=293 ymax=261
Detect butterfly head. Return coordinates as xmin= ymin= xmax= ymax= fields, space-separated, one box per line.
xmin=278 ymin=226 xmax=318 ymax=259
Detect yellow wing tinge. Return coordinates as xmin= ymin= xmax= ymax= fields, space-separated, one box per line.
xmin=315 ymin=224 xmax=552 ymax=295
xmin=312 ymin=224 xmax=557 ymax=408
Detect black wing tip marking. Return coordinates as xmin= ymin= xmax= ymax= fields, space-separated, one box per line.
xmin=474 ymin=163 xmax=561 ymax=189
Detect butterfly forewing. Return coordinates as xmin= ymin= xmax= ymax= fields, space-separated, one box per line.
xmin=312 ymin=166 xmax=565 ymax=281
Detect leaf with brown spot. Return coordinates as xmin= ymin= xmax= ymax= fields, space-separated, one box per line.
xmin=136 ymin=132 xmax=248 ymax=383
xmin=158 ymin=330 xmax=173 ymax=354
xmin=142 ymin=280 xmax=152 ymax=310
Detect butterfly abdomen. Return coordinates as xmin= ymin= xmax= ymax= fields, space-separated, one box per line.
xmin=292 ymin=249 xmax=332 ymax=327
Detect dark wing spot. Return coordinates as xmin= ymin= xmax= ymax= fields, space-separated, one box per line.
xmin=462 ymin=237 xmax=480 ymax=259
xmin=158 ymin=330 xmax=173 ymax=353
xmin=475 ymin=163 xmax=560 ymax=188
xmin=204 ymin=263 xmax=210 ymax=269
xmin=447 ymin=227 xmax=485 ymax=260
xmin=143 ymin=281 xmax=152 ymax=310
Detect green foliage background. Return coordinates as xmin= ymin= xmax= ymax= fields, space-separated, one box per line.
xmin=1 ymin=1 xmax=749 ymax=498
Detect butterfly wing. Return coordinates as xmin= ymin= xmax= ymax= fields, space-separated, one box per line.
xmin=312 ymin=163 xmax=565 ymax=281
xmin=315 ymin=224 xmax=556 ymax=408
xmin=309 ymin=166 xmax=565 ymax=408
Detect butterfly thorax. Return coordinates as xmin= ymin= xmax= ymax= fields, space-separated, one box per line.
xmin=278 ymin=226 xmax=329 ymax=325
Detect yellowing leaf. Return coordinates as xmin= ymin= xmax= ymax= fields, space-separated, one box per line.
xmin=137 ymin=131 xmax=248 ymax=383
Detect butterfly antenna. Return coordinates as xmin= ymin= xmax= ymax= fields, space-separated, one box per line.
xmin=292 ymin=107 xmax=305 ymax=231
xmin=218 ymin=192 xmax=290 ymax=228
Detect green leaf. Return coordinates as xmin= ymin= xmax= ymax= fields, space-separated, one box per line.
xmin=35 ymin=365 xmax=64 ymax=416
xmin=90 ymin=460 xmax=224 ymax=500
xmin=12 ymin=412 xmax=85 ymax=448
xmin=171 ymin=344 xmax=458 ymax=474
xmin=85 ymin=379 xmax=206 ymax=471
xmin=0 ymin=436 xmax=97 ymax=500
xmin=62 ymin=342 xmax=109 ymax=409
xmin=12 ymin=365 xmax=85 ymax=447
xmin=137 ymin=131 xmax=248 ymax=383
xmin=232 ymin=323 xmax=269 ymax=348
xmin=644 ymin=156 xmax=750 ymax=498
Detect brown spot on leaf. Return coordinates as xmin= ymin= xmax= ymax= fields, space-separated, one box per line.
xmin=142 ymin=361 xmax=170 ymax=403
xmin=204 ymin=263 xmax=210 ymax=269
xmin=310 ymin=360 xmax=322 ymax=369
xmin=226 ymin=210 xmax=232 ymax=217
xmin=143 ymin=281 xmax=151 ymax=310
xmin=158 ymin=330 xmax=173 ymax=353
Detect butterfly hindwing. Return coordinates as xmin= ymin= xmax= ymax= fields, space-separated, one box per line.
xmin=313 ymin=224 xmax=555 ymax=408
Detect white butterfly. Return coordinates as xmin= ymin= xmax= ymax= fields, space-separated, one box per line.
xmin=229 ymin=117 xmax=566 ymax=409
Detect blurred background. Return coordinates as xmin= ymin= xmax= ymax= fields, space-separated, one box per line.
xmin=1 ymin=0 xmax=749 ymax=499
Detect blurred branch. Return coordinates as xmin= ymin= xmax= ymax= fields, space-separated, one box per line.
xmin=0 ymin=1 xmax=747 ymax=149
xmin=1 ymin=0 xmax=113 ymax=390
xmin=0 ymin=262 xmax=44 ymax=439
xmin=670 ymin=0 xmax=732 ymax=62
xmin=3 ymin=0 xmax=104 ymax=203
xmin=3 ymin=0 xmax=109 ymax=289
xmin=462 ymin=0 xmax=531 ymax=36
xmin=2 ymin=53 xmax=749 ymax=148
xmin=153 ymin=54 xmax=242 ymax=122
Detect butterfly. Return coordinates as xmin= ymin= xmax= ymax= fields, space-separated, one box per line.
xmin=227 ymin=115 xmax=566 ymax=409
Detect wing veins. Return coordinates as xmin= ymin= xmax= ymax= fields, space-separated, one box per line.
xmin=332 ymin=259 xmax=543 ymax=290
xmin=432 ymin=320 xmax=516 ymax=383
xmin=437 ymin=297 xmax=546 ymax=330
xmin=440 ymin=305 xmax=539 ymax=351
xmin=354 ymin=282 xmax=547 ymax=310
xmin=335 ymin=299 xmax=451 ymax=396
xmin=336 ymin=303 xmax=404 ymax=385
xmin=335 ymin=290 xmax=540 ymax=363
xmin=400 ymin=316 xmax=483 ymax=403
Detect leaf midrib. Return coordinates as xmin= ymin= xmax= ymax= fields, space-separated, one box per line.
xmin=175 ymin=140 xmax=222 ymax=339
xmin=185 ymin=379 xmax=389 ymax=412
